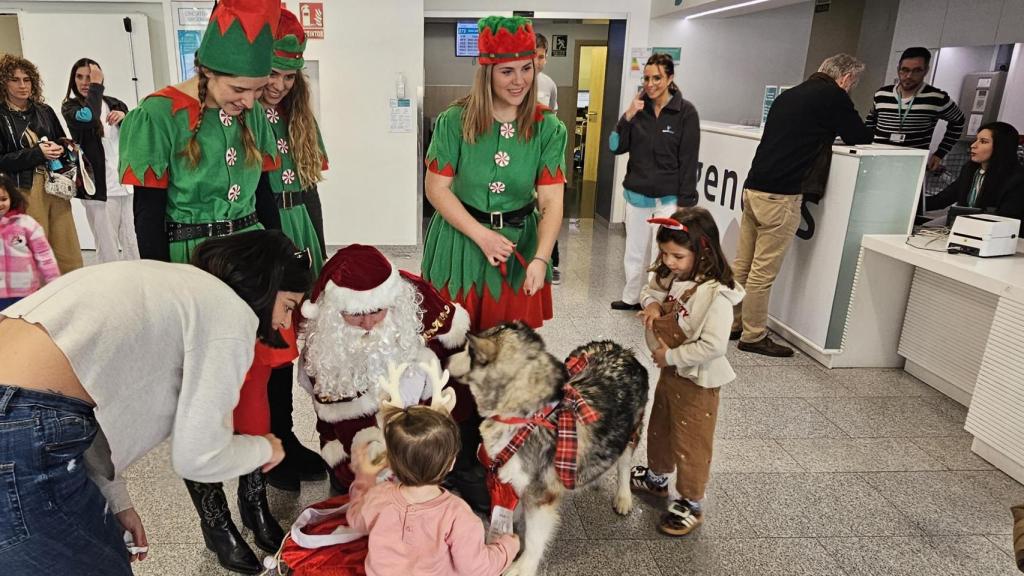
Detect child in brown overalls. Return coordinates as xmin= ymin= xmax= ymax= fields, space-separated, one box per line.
xmin=632 ymin=207 xmax=745 ymax=536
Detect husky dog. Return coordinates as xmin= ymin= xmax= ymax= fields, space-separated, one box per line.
xmin=448 ymin=322 xmax=649 ymax=576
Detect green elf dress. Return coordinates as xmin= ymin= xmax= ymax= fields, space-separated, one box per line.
xmin=263 ymin=10 xmax=328 ymax=276
xmin=422 ymin=103 xmax=566 ymax=331
xmin=119 ymin=89 xmax=280 ymax=263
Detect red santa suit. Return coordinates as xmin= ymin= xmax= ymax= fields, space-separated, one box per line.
xmin=297 ymin=245 xmax=470 ymax=490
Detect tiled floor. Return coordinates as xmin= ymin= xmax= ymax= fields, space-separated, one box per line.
xmin=127 ymin=220 xmax=1022 ymax=575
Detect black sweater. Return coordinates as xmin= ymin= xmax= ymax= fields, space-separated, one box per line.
xmin=0 ymin=102 xmax=66 ymax=190
xmin=61 ymin=83 xmax=129 ymax=201
xmin=613 ymin=90 xmax=701 ymax=205
xmin=745 ymin=73 xmax=873 ymax=195
xmin=929 ymin=162 xmax=1024 ymax=230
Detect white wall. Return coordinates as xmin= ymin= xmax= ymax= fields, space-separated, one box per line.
xmin=649 ymin=1 xmax=814 ymax=126
xmin=0 ymin=0 xmax=174 ymax=90
xmin=425 ymin=0 xmax=651 ymax=224
xmin=294 ymin=0 xmax=423 ymax=246
xmin=999 ymin=44 xmax=1024 ymax=128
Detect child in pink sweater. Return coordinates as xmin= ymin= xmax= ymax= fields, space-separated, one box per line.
xmin=347 ymin=405 xmax=520 ymax=576
xmin=0 ymin=175 xmax=60 ymax=309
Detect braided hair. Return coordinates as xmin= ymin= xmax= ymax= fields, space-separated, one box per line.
xmin=183 ymin=62 xmax=262 ymax=168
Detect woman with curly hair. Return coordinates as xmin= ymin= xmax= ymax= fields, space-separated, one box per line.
xmin=0 ymin=54 xmax=82 ymax=273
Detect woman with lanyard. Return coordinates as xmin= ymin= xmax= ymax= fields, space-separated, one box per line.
xmin=61 ymin=58 xmax=136 ymax=262
xmin=255 ymin=7 xmax=330 ymax=494
xmin=118 ymin=1 xmax=286 ymax=572
xmin=422 ymin=15 xmax=566 ymax=332
xmin=0 ymin=54 xmax=83 ymax=274
xmin=609 ymin=53 xmax=700 ymax=312
xmin=929 ymin=121 xmax=1024 ymax=232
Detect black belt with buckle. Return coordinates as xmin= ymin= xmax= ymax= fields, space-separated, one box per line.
xmin=277 ymin=191 xmax=304 ymax=209
xmin=462 ymin=201 xmax=536 ymax=230
xmin=166 ymin=212 xmax=259 ymax=242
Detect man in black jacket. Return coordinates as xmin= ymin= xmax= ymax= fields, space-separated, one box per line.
xmin=732 ymin=54 xmax=873 ymax=357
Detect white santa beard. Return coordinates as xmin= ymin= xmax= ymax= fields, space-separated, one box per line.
xmin=303 ymin=282 xmax=425 ymax=401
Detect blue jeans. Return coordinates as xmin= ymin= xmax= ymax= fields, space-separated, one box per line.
xmin=0 ymin=297 xmax=21 ymax=311
xmin=0 ymin=385 xmax=132 ymax=575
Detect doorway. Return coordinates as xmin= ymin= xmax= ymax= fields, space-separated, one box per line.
xmin=569 ymin=42 xmax=607 ymax=219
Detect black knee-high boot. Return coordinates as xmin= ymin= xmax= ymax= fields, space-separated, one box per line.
xmin=267 ymin=363 xmax=325 ymax=491
xmin=184 ymin=479 xmax=261 ymax=575
xmin=237 ymin=469 xmax=285 ymax=553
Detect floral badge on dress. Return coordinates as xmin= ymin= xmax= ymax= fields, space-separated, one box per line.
xmin=494 ymin=151 xmax=510 ymax=167
xmin=282 ymin=169 xmax=296 ymax=185
xmin=277 ymin=138 xmax=289 ymax=154
xmin=265 ymin=107 xmax=280 ymax=124
xmin=499 ymin=122 xmax=515 ymax=139
xmin=489 ymin=182 xmax=505 ymax=194
xmin=227 ymin=184 xmax=241 ymax=202
xmin=225 ymin=147 xmax=238 ymax=167
xmin=219 ymin=109 xmax=233 ymax=127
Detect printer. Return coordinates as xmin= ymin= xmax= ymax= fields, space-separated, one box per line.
xmin=946 ymin=213 xmax=1020 ymax=257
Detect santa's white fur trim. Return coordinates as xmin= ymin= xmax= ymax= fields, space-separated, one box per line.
xmin=322 ymin=266 xmax=403 ymax=315
xmin=436 ymin=303 xmax=470 ymax=349
xmin=351 ymin=426 xmax=386 ymax=465
xmin=313 ymin=393 xmax=380 ymax=423
xmin=320 ymin=440 xmax=348 ymax=468
xmin=301 ymin=299 xmax=319 ymax=320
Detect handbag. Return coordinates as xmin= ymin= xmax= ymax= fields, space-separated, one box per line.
xmin=24 ymin=129 xmax=78 ymax=200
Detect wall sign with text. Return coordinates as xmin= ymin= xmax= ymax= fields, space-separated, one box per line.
xmin=551 ymin=34 xmax=567 ymax=57
xmin=299 ymin=2 xmax=324 ymax=39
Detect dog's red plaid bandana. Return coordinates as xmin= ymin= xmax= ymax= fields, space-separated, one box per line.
xmin=483 ymin=380 xmax=600 ymax=490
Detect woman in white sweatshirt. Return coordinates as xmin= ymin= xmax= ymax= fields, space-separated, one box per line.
xmin=0 ymin=229 xmax=310 ymax=575
xmin=631 ymin=208 xmax=744 ymax=538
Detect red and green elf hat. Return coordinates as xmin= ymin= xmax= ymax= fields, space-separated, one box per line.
xmin=272 ymin=8 xmax=306 ymax=71
xmin=477 ymin=16 xmax=536 ymax=65
xmin=196 ymin=0 xmax=280 ymax=78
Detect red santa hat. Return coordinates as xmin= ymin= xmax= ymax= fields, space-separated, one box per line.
xmin=301 ymin=245 xmax=470 ymax=349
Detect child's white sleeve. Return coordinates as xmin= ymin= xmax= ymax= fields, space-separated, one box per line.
xmin=639 ymin=277 xmax=669 ymax=309
xmin=665 ymin=296 xmax=731 ymax=368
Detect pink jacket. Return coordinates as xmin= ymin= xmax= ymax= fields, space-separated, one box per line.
xmin=347 ymin=473 xmax=519 ymax=576
xmin=1 ymin=211 xmax=60 ymax=298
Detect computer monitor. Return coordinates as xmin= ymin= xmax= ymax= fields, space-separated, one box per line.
xmin=455 ymin=21 xmax=479 ymax=57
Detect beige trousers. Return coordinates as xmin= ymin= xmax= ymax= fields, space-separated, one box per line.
xmin=731 ymin=188 xmax=802 ymax=343
xmin=24 ymin=172 xmax=83 ymax=274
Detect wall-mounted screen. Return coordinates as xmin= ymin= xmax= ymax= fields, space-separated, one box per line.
xmin=456 ymin=21 xmax=478 ymax=57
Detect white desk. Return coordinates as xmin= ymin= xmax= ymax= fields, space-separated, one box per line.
xmin=841 ymin=234 xmax=1024 ymax=484
xmin=697 ymin=122 xmax=928 ymax=359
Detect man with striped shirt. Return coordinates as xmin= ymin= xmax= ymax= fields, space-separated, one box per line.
xmin=866 ymin=47 xmax=965 ymax=174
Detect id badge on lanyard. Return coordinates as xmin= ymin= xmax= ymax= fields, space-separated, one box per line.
xmin=892 ymin=86 xmax=914 ymax=144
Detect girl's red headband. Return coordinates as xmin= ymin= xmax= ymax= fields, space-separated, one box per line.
xmin=647 ymin=217 xmax=687 ymax=232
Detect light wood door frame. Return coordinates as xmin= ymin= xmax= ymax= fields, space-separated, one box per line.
xmin=568 ymin=39 xmax=608 ymax=189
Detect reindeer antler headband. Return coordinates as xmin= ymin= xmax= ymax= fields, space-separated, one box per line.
xmin=378 ymin=357 xmax=457 ymax=414
xmin=647 ymin=217 xmax=688 ymax=232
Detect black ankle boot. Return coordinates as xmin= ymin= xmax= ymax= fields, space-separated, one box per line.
xmin=268 ymin=364 xmax=326 ymax=485
xmin=238 ymin=469 xmax=285 ymax=553
xmin=184 ymin=479 xmax=261 ymax=574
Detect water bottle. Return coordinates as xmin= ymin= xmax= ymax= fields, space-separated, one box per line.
xmin=40 ymin=137 xmax=62 ymax=171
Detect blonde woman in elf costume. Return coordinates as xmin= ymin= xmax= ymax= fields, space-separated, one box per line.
xmin=422 ymin=15 xmax=566 ymax=332
xmin=422 ymin=15 xmax=566 ymax=515
xmin=118 ymin=1 xmax=287 ymax=573
xmin=257 ymin=7 xmax=331 ymax=493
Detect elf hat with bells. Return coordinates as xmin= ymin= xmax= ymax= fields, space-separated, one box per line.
xmin=272 ymin=8 xmax=307 ymax=71
xmin=477 ymin=15 xmax=537 ymax=65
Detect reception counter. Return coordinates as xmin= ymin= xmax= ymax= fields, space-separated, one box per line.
xmin=841 ymin=234 xmax=1024 ymax=484
xmin=697 ymin=122 xmax=928 ymax=360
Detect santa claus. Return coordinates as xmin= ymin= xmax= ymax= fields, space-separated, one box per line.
xmin=297 ymin=244 xmax=470 ymax=491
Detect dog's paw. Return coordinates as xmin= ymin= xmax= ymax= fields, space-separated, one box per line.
xmin=613 ymin=491 xmax=633 ymax=516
